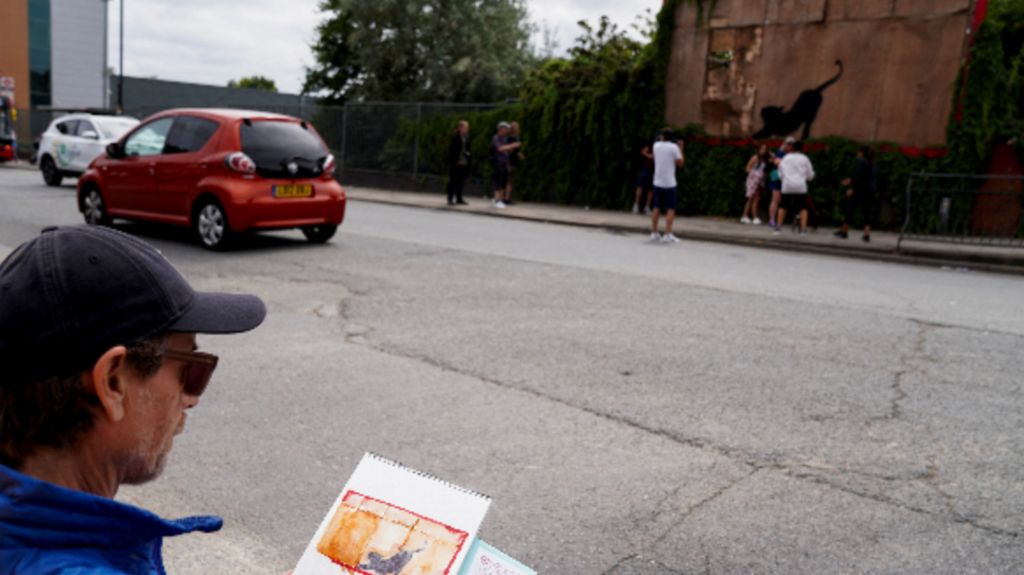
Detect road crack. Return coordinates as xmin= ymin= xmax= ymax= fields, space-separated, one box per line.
xmin=337 ymin=297 xmax=1019 ymax=542
xmin=649 ymin=468 xmax=761 ymax=548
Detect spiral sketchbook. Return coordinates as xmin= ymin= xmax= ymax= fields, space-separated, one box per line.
xmin=293 ymin=453 xmax=492 ymax=575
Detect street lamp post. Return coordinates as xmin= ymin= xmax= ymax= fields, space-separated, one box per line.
xmin=118 ymin=0 xmax=124 ymax=113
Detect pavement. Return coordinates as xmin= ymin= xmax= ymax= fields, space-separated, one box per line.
xmin=2 ymin=166 xmax=1023 ymax=574
xmin=345 ymin=186 xmax=1024 ymax=274
xmin=5 ymin=158 xmax=1020 ymax=273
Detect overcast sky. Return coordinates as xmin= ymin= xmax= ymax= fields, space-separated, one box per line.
xmin=105 ymin=0 xmax=662 ymax=95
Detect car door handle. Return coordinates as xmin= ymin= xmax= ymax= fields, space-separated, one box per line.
xmin=148 ymin=162 xmax=156 ymax=176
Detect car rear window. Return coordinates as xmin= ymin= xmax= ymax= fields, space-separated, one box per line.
xmin=55 ymin=120 xmax=78 ymax=135
xmin=240 ymin=120 xmax=327 ymax=177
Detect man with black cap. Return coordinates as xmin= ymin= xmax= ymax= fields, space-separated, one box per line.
xmin=0 ymin=225 xmax=266 ymax=574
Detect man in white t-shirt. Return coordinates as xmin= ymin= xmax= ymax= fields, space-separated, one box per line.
xmin=650 ymin=129 xmax=684 ymax=243
xmin=776 ymin=140 xmax=815 ymax=235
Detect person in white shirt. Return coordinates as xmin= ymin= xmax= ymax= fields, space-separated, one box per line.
xmin=776 ymin=140 xmax=815 ymax=235
xmin=650 ymin=129 xmax=684 ymax=243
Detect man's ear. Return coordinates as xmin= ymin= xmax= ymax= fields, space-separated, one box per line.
xmin=86 ymin=346 xmax=131 ymax=422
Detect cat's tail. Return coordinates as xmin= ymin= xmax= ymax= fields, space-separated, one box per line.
xmin=816 ymin=60 xmax=843 ymax=92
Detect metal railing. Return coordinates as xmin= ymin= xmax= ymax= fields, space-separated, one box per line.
xmin=11 ymin=103 xmax=496 ymax=188
xmin=898 ymin=172 xmax=1024 ymax=249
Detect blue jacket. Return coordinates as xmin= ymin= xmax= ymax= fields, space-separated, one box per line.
xmin=0 ymin=464 xmax=222 ymax=574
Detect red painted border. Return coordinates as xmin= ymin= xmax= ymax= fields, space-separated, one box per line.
xmin=685 ymin=136 xmax=949 ymax=158
xmin=321 ymin=490 xmax=469 ymax=575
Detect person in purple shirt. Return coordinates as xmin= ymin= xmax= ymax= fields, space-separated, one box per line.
xmin=489 ymin=121 xmax=521 ymax=209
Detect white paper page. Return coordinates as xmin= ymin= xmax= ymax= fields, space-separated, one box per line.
xmin=294 ymin=453 xmax=491 ymax=575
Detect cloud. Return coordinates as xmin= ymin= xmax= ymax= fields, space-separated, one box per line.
xmin=107 ymin=0 xmax=662 ymax=94
xmin=530 ymin=0 xmax=660 ymax=52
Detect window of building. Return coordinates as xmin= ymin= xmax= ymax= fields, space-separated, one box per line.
xmin=28 ymin=0 xmax=52 ymax=107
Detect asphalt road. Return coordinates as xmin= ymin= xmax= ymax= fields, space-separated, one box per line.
xmin=1 ymin=168 xmax=1022 ymax=574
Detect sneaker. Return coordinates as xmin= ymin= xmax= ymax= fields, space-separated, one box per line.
xmin=447 ymin=200 xmax=455 ymax=206
xmin=632 ymin=204 xmax=639 ymax=214
xmin=649 ymin=232 xmax=662 ymax=242
xmin=456 ymin=200 xmax=468 ymax=205
xmin=769 ymin=220 xmax=777 ymax=230
xmin=494 ymin=201 xmax=506 ymax=209
xmin=799 ymin=229 xmax=808 ymax=236
xmin=644 ymin=206 xmax=652 ymax=215
xmin=833 ymin=230 xmax=848 ymax=239
xmin=862 ymin=234 xmax=871 ymax=243
xmin=772 ymin=229 xmax=781 ymax=236
xmin=740 ymin=217 xmax=752 ymax=224
xmin=661 ymin=233 xmax=680 ymax=244
xmin=752 ymin=218 xmax=762 ymax=225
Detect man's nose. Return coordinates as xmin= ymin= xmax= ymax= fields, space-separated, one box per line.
xmin=182 ymin=393 xmax=200 ymax=409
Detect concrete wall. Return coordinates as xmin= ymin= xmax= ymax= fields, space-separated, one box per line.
xmin=666 ymin=0 xmax=974 ymax=145
xmin=51 ymin=0 xmax=107 ymax=108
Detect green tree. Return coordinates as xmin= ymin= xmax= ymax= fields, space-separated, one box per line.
xmin=946 ymin=0 xmax=1024 ymax=172
xmin=303 ymin=0 xmax=535 ymax=103
xmin=228 ymin=76 xmax=278 ymax=92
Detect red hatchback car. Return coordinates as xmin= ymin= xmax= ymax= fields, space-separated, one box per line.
xmin=77 ymin=108 xmax=345 ymax=249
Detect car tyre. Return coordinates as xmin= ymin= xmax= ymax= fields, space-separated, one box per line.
xmin=195 ymin=200 xmax=233 ymax=250
xmin=81 ymin=188 xmax=111 ymax=226
xmin=41 ymin=156 xmax=63 ymax=187
xmin=301 ymin=224 xmax=338 ymax=244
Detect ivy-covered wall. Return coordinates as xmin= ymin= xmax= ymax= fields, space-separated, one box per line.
xmin=379 ymin=0 xmax=1021 ymax=229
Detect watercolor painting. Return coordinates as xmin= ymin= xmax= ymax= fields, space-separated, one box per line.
xmin=317 ymin=491 xmax=469 ymax=575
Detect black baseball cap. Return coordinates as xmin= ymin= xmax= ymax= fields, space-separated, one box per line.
xmin=0 ymin=226 xmax=266 ymax=386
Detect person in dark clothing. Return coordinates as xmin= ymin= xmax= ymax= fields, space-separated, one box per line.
xmin=633 ymin=139 xmax=655 ymax=214
xmin=446 ymin=120 xmax=471 ymax=205
xmin=503 ymin=122 xmax=525 ymax=205
xmin=835 ymin=146 xmax=877 ymax=242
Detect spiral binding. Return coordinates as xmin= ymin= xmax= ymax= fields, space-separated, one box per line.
xmin=366 ymin=452 xmax=492 ymax=502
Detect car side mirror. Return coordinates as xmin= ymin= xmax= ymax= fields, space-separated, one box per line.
xmin=81 ymin=130 xmax=99 ymax=140
xmin=106 ymin=142 xmax=124 ymax=158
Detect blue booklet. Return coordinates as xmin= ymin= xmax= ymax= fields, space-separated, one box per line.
xmin=458 ymin=538 xmax=536 ymax=575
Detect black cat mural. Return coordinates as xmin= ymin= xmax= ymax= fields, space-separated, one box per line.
xmin=753 ymin=60 xmax=843 ymax=140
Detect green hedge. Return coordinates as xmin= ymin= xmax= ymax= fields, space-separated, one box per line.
xmin=393 ymin=111 xmax=945 ymax=228
xmin=374 ymin=0 xmax=1017 ymax=230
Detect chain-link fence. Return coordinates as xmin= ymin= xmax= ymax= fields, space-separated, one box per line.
xmin=9 ymin=103 xmax=496 ymax=191
xmin=898 ymin=173 xmax=1024 ymax=249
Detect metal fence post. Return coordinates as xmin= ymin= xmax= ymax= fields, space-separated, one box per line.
xmin=898 ymin=173 xmax=916 ymax=251
xmin=340 ymin=103 xmax=348 ymax=172
xmin=412 ymin=102 xmax=422 ymax=178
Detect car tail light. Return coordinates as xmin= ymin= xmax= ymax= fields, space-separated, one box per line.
xmin=322 ymin=154 xmax=336 ymax=178
xmin=225 ymin=152 xmax=255 ymax=174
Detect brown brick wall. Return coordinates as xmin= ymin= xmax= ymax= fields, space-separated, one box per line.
xmin=665 ymin=0 xmax=973 ymax=145
xmin=0 ymin=0 xmax=30 ymax=109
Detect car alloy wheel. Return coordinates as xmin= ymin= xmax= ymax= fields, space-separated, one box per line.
xmin=196 ymin=202 xmax=230 ymax=249
xmin=82 ymin=189 xmax=109 ymax=225
xmin=41 ymin=156 xmax=62 ymax=187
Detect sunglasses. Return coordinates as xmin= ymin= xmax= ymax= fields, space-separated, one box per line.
xmin=161 ymin=349 xmax=219 ymax=397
